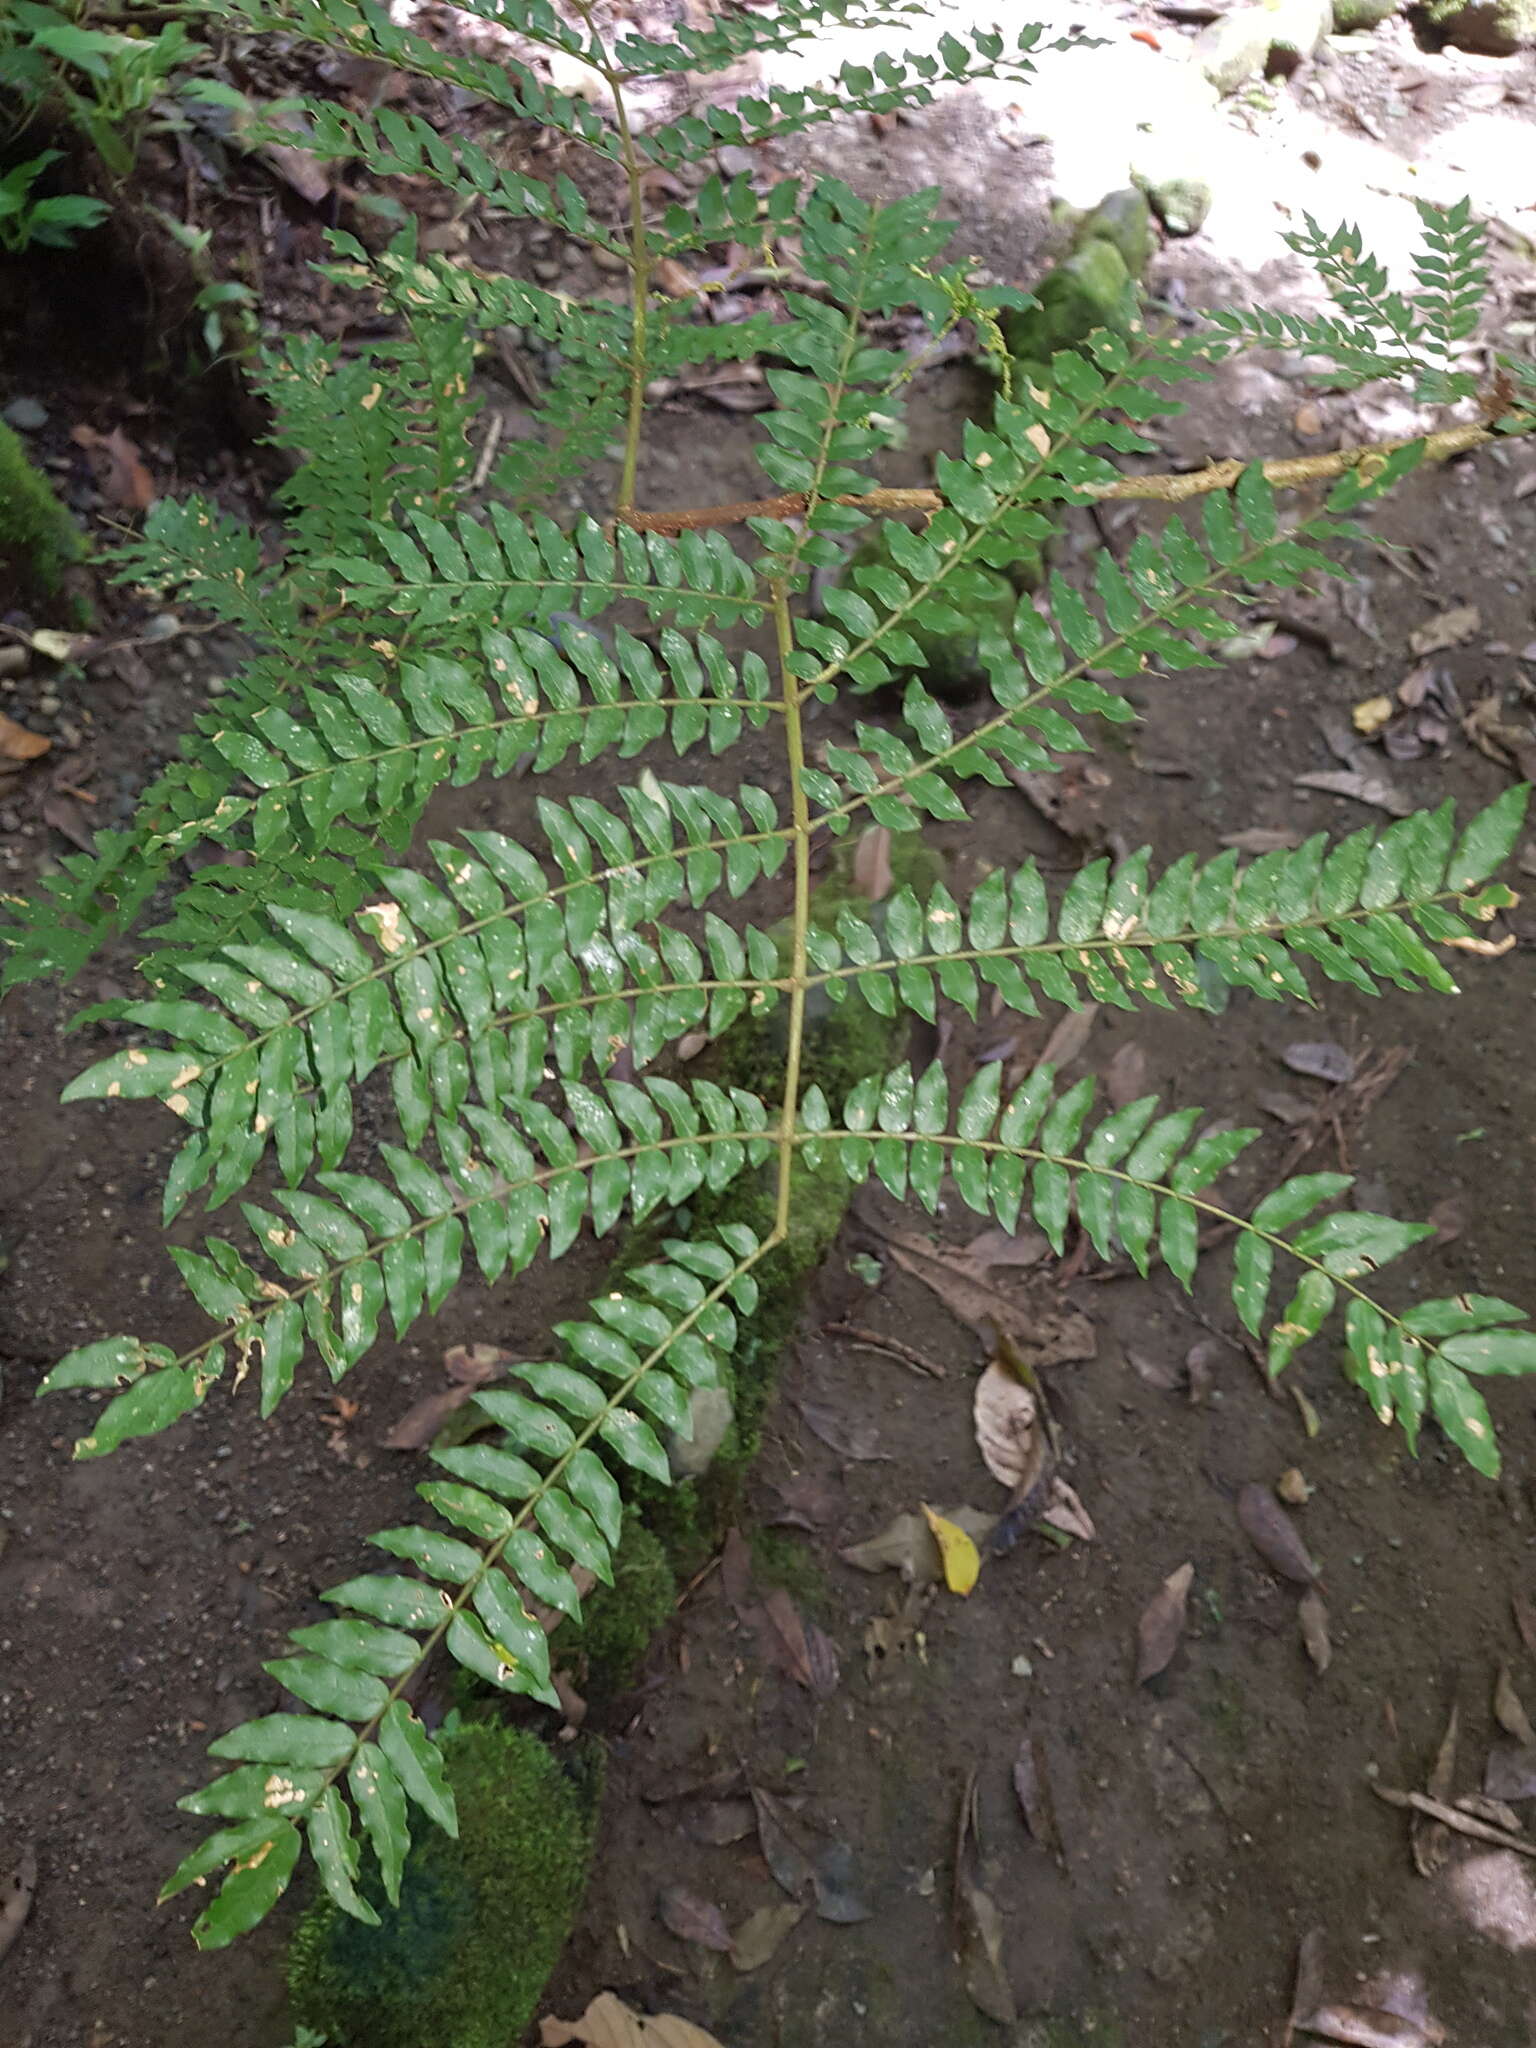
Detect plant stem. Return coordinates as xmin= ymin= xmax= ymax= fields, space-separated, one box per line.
xmin=771 ymin=577 xmax=810 ymax=1240
xmin=614 ymin=415 xmax=1533 ymax=535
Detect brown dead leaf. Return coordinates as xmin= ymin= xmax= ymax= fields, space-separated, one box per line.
xmin=794 ymin=1397 xmax=888 ymax=1462
xmin=652 ymin=256 xmax=702 ymax=299
xmin=70 ymin=422 xmax=155 ymax=510
xmin=1038 ymin=1002 xmax=1100 ymax=1073
xmin=1288 ymin=1927 xmax=1329 ymax=2038
xmin=960 ymin=1224 xmax=1051 ymax=1271
xmin=852 ymin=823 xmax=894 ymax=902
xmin=748 ymin=1782 xmax=816 ymax=1902
xmin=256 ymin=111 xmax=333 ymax=204
xmin=1011 ymin=1734 xmax=1061 ymax=1859
xmin=1128 ymin=1347 xmax=1182 ymax=1392
xmin=0 ymin=1844 xmax=36 ymax=1965
xmin=1004 ymin=759 xmax=1110 ymax=842
xmin=1104 ymin=1039 xmax=1149 ymax=1109
xmin=0 ymin=712 xmax=49 ymax=763
xmin=1515 ymin=1592 xmax=1536 ymax=1654
xmin=540 ymin=1994 xmax=727 ymax=2048
xmin=1411 ymin=1702 xmax=1459 ymax=1878
xmin=1135 ymin=1561 xmax=1193 ymax=1683
xmin=1495 ymin=1663 xmax=1536 ymax=1747
xmin=763 ymin=1470 xmax=839 ymax=1530
xmin=383 ymin=1343 xmax=509 ymax=1449
xmin=658 ymin=1885 xmax=734 ymax=1953
xmin=1236 ymin=1483 xmax=1318 ymax=1583
xmin=683 ymin=1799 xmax=754 ymax=1846
xmin=884 ymin=1236 xmax=1096 ymax=1368
xmin=758 ymin=1586 xmax=839 ymax=1697
xmin=1038 ymin=1478 xmax=1095 ymax=1542
xmin=40 ymin=787 xmax=96 ymax=853
xmin=1483 ymin=1741 xmax=1536 ymax=1803
xmin=954 ymin=1770 xmax=1015 ymax=2024
xmin=1293 ymin=767 xmax=1413 ymax=817
xmin=1298 ymin=1588 xmax=1332 ymax=1672
xmin=730 ymin=1899 xmax=804 ymax=1972
xmin=1427 ymin=1195 xmax=1465 ymax=1244
xmin=1409 ymin=604 xmax=1480 ymax=656
xmin=972 ymin=1358 xmax=1043 ymax=1492
xmin=840 ymin=1505 xmax=996 ymax=1584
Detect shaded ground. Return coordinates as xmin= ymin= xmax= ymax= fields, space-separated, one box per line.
xmin=3 ymin=4 xmax=1536 ymax=2045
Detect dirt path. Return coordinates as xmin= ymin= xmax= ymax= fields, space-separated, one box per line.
xmin=3 ymin=4 xmax=1536 ymax=2043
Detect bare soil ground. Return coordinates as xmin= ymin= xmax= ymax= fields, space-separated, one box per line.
xmin=3 ymin=4 xmax=1536 ymax=2044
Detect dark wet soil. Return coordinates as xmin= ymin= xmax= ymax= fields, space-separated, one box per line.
xmin=4 ymin=7 xmax=1536 ymax=2046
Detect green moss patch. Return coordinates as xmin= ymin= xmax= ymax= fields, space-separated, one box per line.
xmin=0 ymin=419 xmax=89 ymax=614
xmin=286 ymin=1723 xmax=598 ymax=2048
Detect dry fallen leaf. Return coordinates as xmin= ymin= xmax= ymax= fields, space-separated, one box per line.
xmin=972 ymin=1358 xmax=1043 ymax=1492
xmin=383 ymin=1343 xmax=509 ymax=1449
xmin=1221 ymin=827 xmax=1304 ymax=854
xmin=922 ymin=1502 xmax=980 ymax=1595
xmin=960 ymin=1224 xmax=1051 ymax=1271
xmin=757 ymin=1586 xmax=839 ymax=1697
xmin=1236 ymin=1482 xmax=1318 ymax=1584
xmin=955 ymin=1771 xmax=1015 ymax=2025
xmin=540 ymin=1994 xmax=727 ymax=2048
xmin=1038 ymin=1002 xmax=1101 ymax=1072
xmin=1135 ymin=1561 xmax=1193 ymax=1684
xmin=652 ymin=255 xmax=702 ymax=299
xmin=0 ymin=1844 xmax=36 ymax=1965
xmin=1495 ymin=1662 xmax=1536 ymax=1747
xmin=1294 ymin=2003 xmax=1440 ymax=2047
xmin=1515 ymin=1592 xmax=1536 ymax=1654
xmin=1104 ymin=1039 xmax=1149 ymax=1109
xmin=0 ymin=711 xmax=49 ymax=764
xmin=730 ymin=1899 xmax=804 ymax=1972
xmin=1294 ymin=767 xmax=1413 ymax=817
xmin=1408 ymin=604 xmax=1480 ymax=656
xmin=1011 ymin=1734 xmax=1061 ymax=1859
xmin=839 ymin=1505 xmax=996 ymax=1584
xmin=1352 ymin=693 xmax=1393 ymax=736
xmin=658 ymin=1885 xmax=734 ymax=1953
xmin=70 ymin=422 xmax=155 ymax=510
xmin=1283 ymin=1040 xmax=1354 ymax=1085
xmin=1037 ymin=1477 xmax=1095 ymax=1542
xmin=794 ymin=1397 xmax=888 ymax=1463
xmin=852 ymin=822 xmax=894 ymax=902
xmin=1411 ymin=1702 xmax=1459 ymax=1878
xmin=885 ymin=1235 xmax=1096 ymax=1364
xmin=1298 ymin=1587 xmax=1332 ymax=1673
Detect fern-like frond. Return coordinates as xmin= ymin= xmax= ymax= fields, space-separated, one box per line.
xmin=148 ymin=1229 xmax=765 ymax=1947
xmin=67 ymin=781 xmax=788 ymax=1214
xmin=799 ymin=1064 xmax=1529 ymax=1475
xmin=810 ymin=792 xmax=1525 ymax=1021
xmin=40 ymin=1080 xmax=774 ymax=1454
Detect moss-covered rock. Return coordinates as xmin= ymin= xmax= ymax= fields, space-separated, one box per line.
xmin=0 ymin=419 xmax=89 ymax=615
xmin=286 ymin=1723 xmax=596 ymax=2048
xmin=1417 ymin=0 xmax=1534 ymax=46
xmin=1001 ymin=238 xmax=1136 ymax=377
xmin=1073 ymin=189 xmax=1155 ymax=279
xmin=1331 ymin=0 xmax=1396 ymax=29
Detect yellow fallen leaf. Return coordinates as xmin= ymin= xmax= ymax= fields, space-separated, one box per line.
xmin=1351 ymin=693 xmax=1393 ymax=736
xmin=0 ymin=710 xmax=50 ymax=763
xmin=921 ymin=1502 xmax=980 ymax=1596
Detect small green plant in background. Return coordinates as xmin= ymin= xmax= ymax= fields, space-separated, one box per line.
xmin=7 ymin=0 xmax=1535 ymax=1978
xmin=0 ymin=3 xmax=202 ymax=180
xmin=0 ymin=146 xmax=106 ymax=248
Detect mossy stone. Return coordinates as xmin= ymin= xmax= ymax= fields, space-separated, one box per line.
xmin=286 ymin=1723 xmax=596 ymax=2048
xmin=0 ymin=419 xmax=90 ymax=617
xmin=1135 ymin=174 xmax=1213 ymax=239
xmin=1000 ymin=238 xmax=1136 ymax=376
xmin=1331 ymin=0 xmax=1396 ymax=28
xmin=1073 ymin=189 xmax=1155 ymax=279
xmin=1418 ymin=0 xmax=1534 ymax=46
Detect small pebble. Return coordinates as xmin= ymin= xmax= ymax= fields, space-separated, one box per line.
xmin=37 ymin=693 xmax=61 ymax=716
xmin=3 ymin=397 xmax=47 ymax=432
xmin=531 ymin=257 xmax=561 ymax=281
xmin=76 ymin=1159 xmax=96 ymax=1179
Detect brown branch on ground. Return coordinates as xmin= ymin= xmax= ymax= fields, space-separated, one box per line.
xmin=613 ymin=419 xmax=1520 ymax=536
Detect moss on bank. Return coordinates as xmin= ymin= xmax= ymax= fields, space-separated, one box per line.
xmin=286 ymin=1723 xmax=598 ymax=2048
xmin=0 ymin=420 xmax=89 ymax=615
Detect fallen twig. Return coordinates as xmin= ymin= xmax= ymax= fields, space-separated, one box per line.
xmin=1372 ymin=1782 xmax=1536 ymax=1858
xmin=822 ymin=1319 xmax=946 ymax=1377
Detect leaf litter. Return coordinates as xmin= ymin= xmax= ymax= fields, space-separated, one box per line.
xmin=657 ymin=1885 xmax=734 ymax=1953
xmin=953 ymin=1768 xmax=1015 ymax=2025
xmin=921 ymin=1504 xmax=981 ymax=1596
xmin=1298 ymin=1588 xmax=1332 ymax=1673
xmin=793 ymin=1396 xmax=889 ymax=1463
xmin=1135 ymin=1562 xmax=1194 ymax=1684
xmin=382 ymin=1342 xmax=508 ymax=1450
xmin=840 ymin=1505 xmax=996 ymax=1586
xmin=1012 ymin=1734 xmax=1063 ymax=1862
xmin=1494 ymin=1662 xmax=1536 ymax=1746
xmin=729 ymin=1899 xmax=805 ymax=1972
xmin=747 ymin=1782 xmax=872 ymax=1923
xmin=1411 ymin=1703 xmax=1459 ymax=1878
xmin=1237 ymin=1483 xmax=1319 ymax=1584
xmin=540 ymin=1995 xmax=726 ymax=2048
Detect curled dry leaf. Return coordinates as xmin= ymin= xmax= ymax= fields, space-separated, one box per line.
xmin=954 ymin=1772 xmax=1015 ymax=2025
xmin=1038 ymin=1478 xmax=1095 ymax=1542
xmin=1298 ymin=1588 xmax=1332 ymax=1673
xmin=1135 ymin=1562 xmax=1194 ymax=1684
xmin=1236 ymin=1483 xmax=1318 ymax=1584
xmin=0 ymin=712 xmax=49 ymax=764
xmin=1294 ymin=767 xmax=1413 ymax=817
xmin=658 ymin=1885 xmax=734 ymax=1953
xmin=730 ymin=1900 xmax=804 ymax=1972
xmin=540 ymin=1994 xmax=727 ymax=2048
xmin=852 ymin=822 xmax=894 ymax=902
xmin=1408 ymin=603 xmax=1480 ymax=656
xmin=972 ymin=1359 xmax=1042 ymax=1492
xmin=1012 ymin=1735 xmax=1061 ymax=1860
xmin=1495 ymin=1663 xmax=1536 ymax=1747
xmin=759 ymin=1586 xmax=840 ymax=1697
